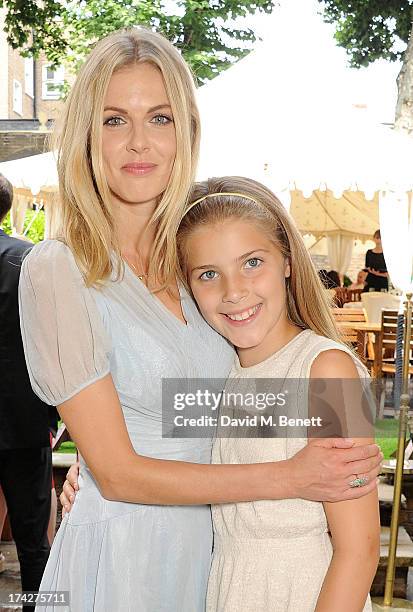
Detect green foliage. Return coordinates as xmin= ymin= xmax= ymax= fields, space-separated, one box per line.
xmin=0 ymin=209 xmax=45 ymax=244
xmin=0 ymin=211 xmax=12 ymax=235
xmin=0 ymin=0 xmax=278 ymax=83
xmin=319 ymin=0 xmax=411 ymax=68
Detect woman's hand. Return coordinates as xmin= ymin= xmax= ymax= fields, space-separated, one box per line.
xmin=60 ymin=462 xmax=80 ymax=517
xmin=287 ymin=438 xmax=382 ymax=502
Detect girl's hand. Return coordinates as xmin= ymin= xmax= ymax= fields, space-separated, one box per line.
xmin=60 ymin=461 xmax=80 ymax=517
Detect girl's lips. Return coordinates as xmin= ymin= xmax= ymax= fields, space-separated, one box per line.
xmin=222 ymin=304 xmax=262 ymax=326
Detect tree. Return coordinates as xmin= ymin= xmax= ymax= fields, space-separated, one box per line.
xmin=0 ymin=0 xmax=277 ymax=83
xmin=319 ymin=1 xmax=413 ymax=133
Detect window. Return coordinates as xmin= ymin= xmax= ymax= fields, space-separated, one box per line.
xmin=42 ymin=64 xmax=65 ymax=100
xmin=24 ymin=57 xmax=34 ymax=97
xmin=13 ymin=79 xmax=23 ymax=115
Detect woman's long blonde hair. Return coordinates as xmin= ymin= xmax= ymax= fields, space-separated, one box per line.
xmin=178 ymin=176 xmax=344 ymax=344
xmin=51 ymin=28 xmax=200 ymax=286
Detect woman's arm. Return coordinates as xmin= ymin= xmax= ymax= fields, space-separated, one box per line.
xmin=312 ymin=351 xmax=380 ymax=611
xmin=58 ymin=372 xmax=382 ymax=506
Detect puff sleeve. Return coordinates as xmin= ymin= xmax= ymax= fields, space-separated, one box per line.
xmin=18 ymin=240 xmax=111 ymax=406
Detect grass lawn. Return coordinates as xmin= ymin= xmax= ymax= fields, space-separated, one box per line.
xmin=54 ymin=441 xmax=77 ymax=454
xmin=375 ymin=418 xmax=405 ymax=459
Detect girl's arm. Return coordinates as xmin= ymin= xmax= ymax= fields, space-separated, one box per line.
xmin=57 ymin=372 xmax=381 ymax=506
xmin=311 ymin=350 xmax=380 ymax=612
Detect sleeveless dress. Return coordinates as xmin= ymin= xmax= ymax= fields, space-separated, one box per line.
xmin=18 ymin=240 xmax=234 ymax=612
xmin=207 ymin=329 xmax=373 ymax=612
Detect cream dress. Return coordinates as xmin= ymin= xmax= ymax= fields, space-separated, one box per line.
xmin=207 ymin=329 xmax=373 ymax=612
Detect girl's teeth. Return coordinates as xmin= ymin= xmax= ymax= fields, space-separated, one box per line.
xmin=227 ymin=305 xmax=259 ymax=321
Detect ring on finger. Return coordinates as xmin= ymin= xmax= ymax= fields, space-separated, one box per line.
xmin=349 ymin=475 xmax=368 ymax=488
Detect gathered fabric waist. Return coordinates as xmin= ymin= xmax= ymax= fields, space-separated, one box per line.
xmin=213 ymin=531 xmax=331 ymax=553
xmin=67 ymin=459 xmax=211 ymax=526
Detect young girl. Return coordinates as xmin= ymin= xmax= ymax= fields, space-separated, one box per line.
xmin=177 ymin=176 xmax=380 ymax=612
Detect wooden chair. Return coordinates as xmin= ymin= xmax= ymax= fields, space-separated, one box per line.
xmin=375 ymin=309 xmax=413 ymax=378
xmin=347 ymin=288 xmax=363 ymax=302
xmin=333 ymin=287 xmax=348 ymax=307
xmin=333 ymin=287 xmax=363 ymax=307
xmin=331 ymin=307 xmax=366 ymax=344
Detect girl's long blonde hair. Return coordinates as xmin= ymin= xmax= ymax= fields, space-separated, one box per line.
xmin=52 ymin=28 xmax=200 ymax=286
xmin=178 ymin=176 xmax=344 ymax=344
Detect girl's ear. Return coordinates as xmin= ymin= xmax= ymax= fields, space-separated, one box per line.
xmin=284 ymin=258 xmax=291 ymax=278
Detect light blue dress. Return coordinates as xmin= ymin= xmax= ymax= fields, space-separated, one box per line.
xmin=18 ymin=240 xmax=234 ymax=612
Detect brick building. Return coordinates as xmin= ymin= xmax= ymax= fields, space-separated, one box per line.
xmin=0 ymin=7 xmax=67 ymax=162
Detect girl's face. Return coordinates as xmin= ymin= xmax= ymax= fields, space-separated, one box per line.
xmin=102 ymin=63 xmax=177 ymax=210
xmin=186 ymin=218 xmax=298 ymax=366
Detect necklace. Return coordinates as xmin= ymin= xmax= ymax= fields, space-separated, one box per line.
xmin=123 ymin=256 xmax=148 ymax=281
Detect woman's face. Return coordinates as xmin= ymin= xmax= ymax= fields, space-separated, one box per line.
xmin=102 ymin=63 xmax=177 ymax=209
xmin=186 ymin=218 xmax=294 ymax=365
xmin=373 ymin=233 xmax=382 ymax=248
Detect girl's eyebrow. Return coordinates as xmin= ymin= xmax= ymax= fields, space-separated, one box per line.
xmin=190 ymin=249 xmax=270 ymax=274
xmin=103 ymin=104 xmax=172 ymax=114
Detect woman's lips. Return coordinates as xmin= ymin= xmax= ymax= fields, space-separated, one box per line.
xmin=122 ymin=163 xmax=157 ymax=176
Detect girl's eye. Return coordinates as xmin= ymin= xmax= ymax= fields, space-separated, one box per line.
xmin=245 ymin=258 xmax=263 ymax=269
xmin=199 ymin=270 xmax=218 ymax=281
xmin=151 ymin=114 xmax=173 ymax=125
xmin=103 ymin=116 xmax=125 ymax=126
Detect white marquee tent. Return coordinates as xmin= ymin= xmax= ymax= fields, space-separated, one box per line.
xmin=196 ymin=0 xmax=413 ymax=274
xmin=0 ymin=151 xmax=58 ymax=235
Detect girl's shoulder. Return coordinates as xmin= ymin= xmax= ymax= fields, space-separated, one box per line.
xmin=301 ymin=331 xmax=369 ymax=379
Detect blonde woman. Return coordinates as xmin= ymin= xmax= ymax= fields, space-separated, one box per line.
xmin=177 ymin=177 xmax=380 ymax=611
xmin=20 ymin=29 xmax=382 ymax=611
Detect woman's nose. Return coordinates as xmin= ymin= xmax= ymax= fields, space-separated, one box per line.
xmin=126 ymin=124 xmax=150 ymax=154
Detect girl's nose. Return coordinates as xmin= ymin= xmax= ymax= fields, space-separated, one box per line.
xmin=222 ymin=277 xmax=249 ymax=304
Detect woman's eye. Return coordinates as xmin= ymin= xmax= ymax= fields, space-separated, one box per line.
xmin=245 ymin=258 xmax=262 ymax=269
xmin=199 ymin=270 xmax=218 ymax=281
xmin=151 ymin=114 xmax=173 ymax=125
xmin=103 ymin=116 xmax=125 ymax=126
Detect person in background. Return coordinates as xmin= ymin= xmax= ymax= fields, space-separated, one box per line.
xmin=326 ymin=270 xmax=340 ymax=288
xmin=364 ymin=230 xmax=388 ymax=292
xmin=319 ymin=269 xmax=340 ymax=289
xmin=0 ymin=485 xmax=6 ymax=572
xmin=0 ymin=174 xmax=57 ymax=609
xmin=349 ymin=269 xmax=367 ymax=291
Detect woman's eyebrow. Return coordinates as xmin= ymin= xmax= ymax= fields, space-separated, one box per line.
xmin=103 ymin=106 xmax=128 ymax=113
xmin=103 ymin=104 xmax=172 ymax=114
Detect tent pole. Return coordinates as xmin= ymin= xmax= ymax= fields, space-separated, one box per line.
xmin=383 ymin=292 xmax=412 ymax=606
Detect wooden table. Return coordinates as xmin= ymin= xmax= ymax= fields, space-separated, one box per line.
xmin=337 ymin=321 xmax=382 ymax=375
